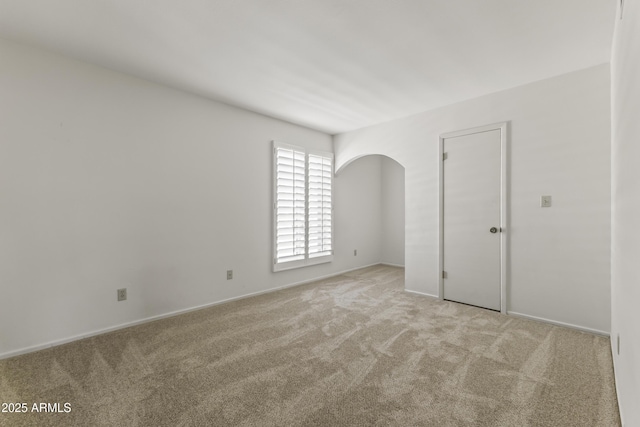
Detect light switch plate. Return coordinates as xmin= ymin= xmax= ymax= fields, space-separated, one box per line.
xmin=540 ymin=195 xmax=552 ymax=207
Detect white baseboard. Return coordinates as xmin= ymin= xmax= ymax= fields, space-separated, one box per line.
xmin=404 ymin=289 xmax=439 ymax=299
xmin=400 ymin=294 xmax=610 ymax=338
xmin=610 ymin=339 xmax=625 ymax=427
xmin=4 ymin=264 xmax=609 ymax=360
xmin=380 ymin=262 xmax=405 ymax=268
xmin=0 ymin=263 xmax=382 ymax=360
xmin=507 ymin=311 xmax=610 ymax=337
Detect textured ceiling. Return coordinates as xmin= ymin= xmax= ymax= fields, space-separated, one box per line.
xmin=0 ymin=0 xmax=616 ymax=134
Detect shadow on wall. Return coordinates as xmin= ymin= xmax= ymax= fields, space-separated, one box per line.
xmin=336 ymin=155 xmax=405 ymax=267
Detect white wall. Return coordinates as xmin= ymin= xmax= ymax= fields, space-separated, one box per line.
xmin=335 ymin=64 xmax=612 ymax=334
xmin=381 ymin=156 xmax=405 ymax=266
xmin=0 ymin=38 xmax=384 ymax=357
xmin=611 ymin=0 xmax=640 ymax=424
xmin=334 ymin=155 xmax=383 ymax=270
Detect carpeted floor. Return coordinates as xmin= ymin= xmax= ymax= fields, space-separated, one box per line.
xmin=0 ymin=265 xmax=620 ymax=426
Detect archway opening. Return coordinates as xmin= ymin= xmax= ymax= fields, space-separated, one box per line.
xmin=336 ymin=154 xmax=405 ymax=267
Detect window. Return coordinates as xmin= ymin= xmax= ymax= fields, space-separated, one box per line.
xmin=273 ymin=141 xmax=333 ymax=271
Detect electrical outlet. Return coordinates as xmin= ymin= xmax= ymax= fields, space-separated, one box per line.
xmin=117 ymin=288 xmax=127 ymax=302
xmin=540 ymin=195 xmax=552 ymax=208
xmin=227 ymin=270 xmax=233 ymax=280
xmin=354 ymin=249 xmax=357 ymax=256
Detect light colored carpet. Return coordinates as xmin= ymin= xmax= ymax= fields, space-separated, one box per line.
xmin=0 ymin=265 xmax=620 ymax=426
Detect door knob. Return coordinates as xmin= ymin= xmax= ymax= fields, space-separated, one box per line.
xmin=490 ymin=227 xmax=499 ymax=233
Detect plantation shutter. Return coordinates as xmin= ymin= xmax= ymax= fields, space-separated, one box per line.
xmin=307 ymin=153 xmax=333 ymax=258
xmin=275 ymin=145 xmax=306 ymax=265
xmin=273 ymin=142 xmax=333 ymax=271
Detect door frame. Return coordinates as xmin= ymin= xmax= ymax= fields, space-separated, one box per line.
xmin=438 ymin=122 xmax=509 ymax=314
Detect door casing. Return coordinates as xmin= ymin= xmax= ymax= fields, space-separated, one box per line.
xmin=438 ymin=122 xmax=509 ymax=314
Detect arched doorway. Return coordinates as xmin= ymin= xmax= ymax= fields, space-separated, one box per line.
xmin=335 ymin=154 xmax=405 ymax=267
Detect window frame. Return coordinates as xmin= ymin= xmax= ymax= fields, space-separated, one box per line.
xmin=272 ymin=141 xmax=334 ymax=272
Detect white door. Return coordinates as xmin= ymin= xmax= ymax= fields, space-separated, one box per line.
xmin=442 ymin=128 xmax=502 ymax=311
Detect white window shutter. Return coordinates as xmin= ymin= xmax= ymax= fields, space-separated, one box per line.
xmin=275 ymin=146 xmax=306 ymax=264
xmin=273 ymin=142 xmax=333 ymax=271
xmin=307 ymin=153 xmax=332 ymax=258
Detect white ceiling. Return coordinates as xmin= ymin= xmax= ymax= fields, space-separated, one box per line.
xmin=0 ymin=0 xmax=616 ymax=135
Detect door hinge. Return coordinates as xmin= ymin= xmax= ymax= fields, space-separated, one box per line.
xmin=443 ymin=152 xmax=448 ymax=161
xmin=442 ymin=271 xmax=447 ymax=279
